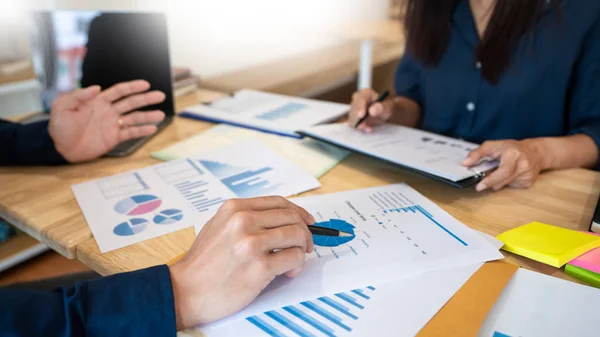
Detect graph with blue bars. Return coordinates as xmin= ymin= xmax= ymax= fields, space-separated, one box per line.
xmin=255 ymin=102 xmax=307 ymax=121
xmin=383 ymin=205 xmax=467 ymax=246
xmin=200 ymin=160 xmax=282 ymax=198
xmin=156 ymin=159 xmax=227 ymax=213
xmin=368 ymin=189 xmax=468 ymax=248
xmin=247 ymin=286 xmax=376 ymax=337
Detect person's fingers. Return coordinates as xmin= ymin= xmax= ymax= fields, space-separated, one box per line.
xmin=267 ymin=247 xmax=307 ymax=277
xmin=99 ymin=80 xmax=151 ymax=103
xmin=476 ymin=151 xmax=519 ymax=192
xmin=359 ymin=99 xmax=394 ymax=132
xmin=462 ymin=141 xmax=502 ymax=166
xmin=118 ymin=124 xmax=158 ymax=142
xmin=222 ymin=196 xmax=315 ymax=226
xmin=52 ymin=85 xmax=101 ymax=111
xmin=260 ymin=223 xmax=312 ymax=253
xmin=113 ymin=91 xmax=166 ymax=114
xmin=74 ymin=85 xmax=102 ymax=101
xmin=368 ymin=99 xmax=394 ymax=121
xmin=119 ymin=110 xmax=165 ymax=126
xmin=348 ymin=89 xmax=378 ymax=127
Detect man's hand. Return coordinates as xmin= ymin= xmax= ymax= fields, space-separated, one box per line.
xmin=49 ymin=80 xmax=166 ymax=163
xmin=463 ymin=139 xmax=545 ymax=192
xmin=169 ymin=196 xmax=315 ymax=330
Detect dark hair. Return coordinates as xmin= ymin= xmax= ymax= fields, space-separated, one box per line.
xmin=404 ymin=0 xmax=551 ymax=84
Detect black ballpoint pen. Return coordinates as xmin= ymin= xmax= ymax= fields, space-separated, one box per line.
xmin=354 ymin=90 xmax=390 ymax=128
xmin=308 ymin=225 xmax=353 ymax=237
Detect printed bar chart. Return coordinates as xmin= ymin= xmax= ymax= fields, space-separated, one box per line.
xmin=255 ymin=102 xmax=307 ymax=121
xmin=97 ymin=173 xmax=148 ymax=199
xmin=246 ymin=287 xmax=375 ymax=337
xmin=200 ymin=160 xmax=282 ymax=198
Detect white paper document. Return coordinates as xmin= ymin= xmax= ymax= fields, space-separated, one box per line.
xmin=72 ymin=140 xmax=320 ymax=252
xmin=152 ymin=124 xmax=351 ymax=178
xmin=182 ymin=89 xmax=349 ymax=138
xmin=479 ymin=268 xmax=600 ymax=337
xmin=201 ymin=264 xmax=483 ymax=337
xmin=198 ymin=184 xmax=503 ymax=329
xmin=299 ymin=123 xmax=499 ymax=182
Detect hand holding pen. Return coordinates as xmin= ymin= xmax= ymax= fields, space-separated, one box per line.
xmin=349 ymin=89 xmax=391 ymax=132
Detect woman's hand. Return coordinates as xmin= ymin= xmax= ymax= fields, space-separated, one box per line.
xmin=348 ymin=88 xmax=395 ymax=132
xmin=463 ymin=139 xmax=545 ymax=192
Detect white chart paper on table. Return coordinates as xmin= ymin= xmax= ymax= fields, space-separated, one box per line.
xmin=72 ymin=140 xmax=320 ymax=252
xmin=299 ymin=123 xmax=498 ymax=182
xmin=199 ymin=183 xmax=503 ymax=329
xmin=479 ymin=268 xmax=600 ymax=337
xmin=202 ymin=264 xmax=483 ymax=337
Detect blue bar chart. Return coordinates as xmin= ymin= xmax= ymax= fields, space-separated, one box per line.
xmin=156 ymin=159 xmax=227 ymax=213
xmin=246 ymin=287 xmax=375 ymax=337
xmin=368 ymin=190 xmax=468 ymax=247
xmin=200 ymin=160 xmax=282 ymax=198
xmin=255 ymin=102 xmax=307 ymax=121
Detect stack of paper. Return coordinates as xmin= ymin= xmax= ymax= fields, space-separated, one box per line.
xmin=497 ymin=222 xmax=600 ymax=267
xmin=565 ymin=232 xmax=600 ymax=288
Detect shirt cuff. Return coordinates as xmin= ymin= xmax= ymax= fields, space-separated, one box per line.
xmin=569 ymin=124 xmax=600 ymax=170
xmin=83 ymin=265 xmax=177 ymax=337
xmin=16 ymin=121 xmax=68 ymax=165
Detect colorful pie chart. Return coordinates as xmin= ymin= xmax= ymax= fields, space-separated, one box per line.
xmin=312 ymin=219 xmax=356 ymax=247
xmin=153 ymin=209 xmax=184 ymax=225
xmin=114 ymin=194 xmax=162 ymax=216
xmin=113 ymin=218 xmax=148 ymax=236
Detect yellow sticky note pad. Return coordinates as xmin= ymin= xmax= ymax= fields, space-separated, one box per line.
xmin=497 ymin=222 xmax=600 ymax=267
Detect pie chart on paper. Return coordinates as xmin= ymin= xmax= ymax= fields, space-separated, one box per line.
xmin=113 ymin=218 xmax=149 ymax=236
xmin=114 ymin=194 xmax=162 ymax=216
xmin=312 ymin=219 xmax=356 ymax=247
xmin=153 ymin=209 xmax=184 ymax=225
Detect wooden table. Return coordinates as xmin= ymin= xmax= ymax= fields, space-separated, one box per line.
xmin=1 ymin=89 xmax=599 ymax=284
xmin=77 ymin=152 xmax=600 ymax=283
xmin=0 ymin=89 xmax=225 ymax=258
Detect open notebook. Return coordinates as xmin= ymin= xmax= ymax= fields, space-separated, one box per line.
xmin=180 ymin=89 xmax=349 ymax=138
xmin=298 ymin=123 xmax=498 ymax=188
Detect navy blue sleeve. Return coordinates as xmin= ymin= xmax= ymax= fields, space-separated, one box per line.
xmin=567 ymin=9 xmax=600 ymax=169
xmin=394 ymin=52 xmax=424 ymax=105
xmin=0 ymin=120 xmax=67 ymax=166
xmin=0 ymin=265 xmax=177 ymax=337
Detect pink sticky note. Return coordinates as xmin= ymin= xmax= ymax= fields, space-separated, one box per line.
xmin=570 ymin=232 xmax=600 ymax=274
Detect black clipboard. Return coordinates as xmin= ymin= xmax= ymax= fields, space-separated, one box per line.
xmin=297 ymin=130 xmax=491 ymax=189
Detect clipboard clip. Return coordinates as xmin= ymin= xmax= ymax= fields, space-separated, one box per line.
xmin=470 ymin=168 xmax=486 ymax=179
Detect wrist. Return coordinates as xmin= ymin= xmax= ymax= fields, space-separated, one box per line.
xmin=48 ymin=122 xmax=74 ymax=163
xmin=521 ymin=138 xmax=553 ymax=171
xmin=389 ymin=96 xmax=421 ymax=127
xmin=169 ymin=263 xmax=187 ymax=331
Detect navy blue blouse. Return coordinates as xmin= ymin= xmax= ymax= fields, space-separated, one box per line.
xmin=395 ymin=0 xmax=600 ymax=156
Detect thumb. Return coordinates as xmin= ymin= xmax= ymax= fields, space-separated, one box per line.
xmin=74 ymin=85 xmax=101 ymax=101
xmin=462 ymin=141 xmax=499 ymax=166
xmin=53 ymin=85 xmax=101 ymax=112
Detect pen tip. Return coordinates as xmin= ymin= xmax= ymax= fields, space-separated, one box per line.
xmin=339 ymin=232 xmax=353 ymax=237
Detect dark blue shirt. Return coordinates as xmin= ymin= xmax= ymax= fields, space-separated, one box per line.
xmin=0 ymin=121 xmax=177 ymax=336
xmin=395 ymin=0 xmax=600 ymax=158
xmin=0 ymin=265 xmax=177 ymax=336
